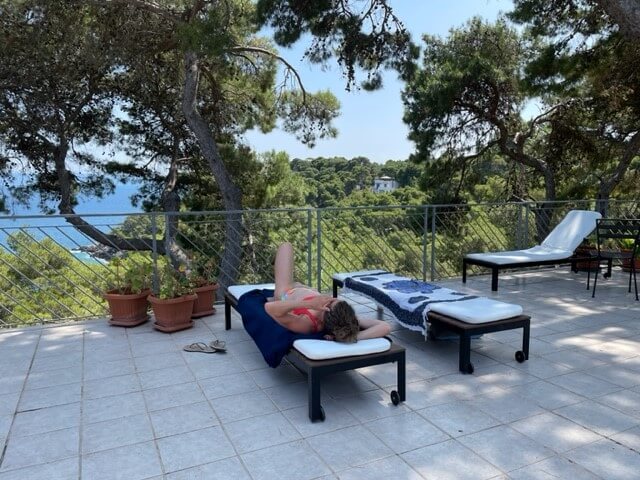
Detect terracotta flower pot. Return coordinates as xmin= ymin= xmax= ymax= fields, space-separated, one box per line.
xmin=104 ymin=289 xmax=151 ymax=327
xmin=621 ymin=251 xmax=640 ymax=272
xmin=191 ymin=283 xmax=219 ymax=318
xmin=573 ymin=247 xmax=598 ymax=272
xmin=149 ymin=294 xmax=197 ymax=333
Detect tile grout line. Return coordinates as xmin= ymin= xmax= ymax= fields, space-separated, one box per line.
xmin=78 ymin=327 xmax=87 ymax=480
xmin=180 ymin=319 xmax=258 ymax=479
xmin=128 ymin=326 xmax=167 ymax=478
xmin=0 ymin=327 xmax=43 ymax=471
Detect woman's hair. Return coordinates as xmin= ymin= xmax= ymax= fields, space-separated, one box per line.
xmin=323 ymin=300 xmax=359 ymax=343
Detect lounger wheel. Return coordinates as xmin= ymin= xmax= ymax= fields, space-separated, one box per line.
xmin=390 ymin=390 xmax=401 ymax=406
xmin=515 ymin=350 xmax=526 ymax=363
xmin=317 ymin=406 xmax=325 ymax=422
xmin=427 ymin=329 xmax=437 ymax=341
xmin=464 ymin=363 xmax=474 ymax=374
xmin=603 ymin=272 xmax=611 ymax=279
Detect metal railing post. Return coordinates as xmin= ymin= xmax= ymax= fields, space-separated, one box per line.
xmin=151 ymin=213 xmax=159 ymax=293
xmin=517 ymin=203 xmax=524 ymax=249
xmin=524 ymin=203 xmax=530 ymax=247
xmin=316 ymin=209 xmax=322 ymax=292
xmin=306 ymin=209 xmax=312 ymax=286
xmin=430 ymin=205 xmax=437 ymax=281
xmin=422 ymin=205 xmax=428 ymax=282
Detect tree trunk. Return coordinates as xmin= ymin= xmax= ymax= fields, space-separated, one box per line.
xmin=595 ymin=193 xmax=610 ymax=217
xmin=532 ymin=202 xmax=553 ymax=244
xmin=542 ymin=168 xmax=557 ymax=205
xmin=596 ymin=130 xmax=640 ymax=216
xmin=162 ymin=155 xmax=189 ymax=267
xmin=506 ymin=144 xmax=557 ymax=242
xmin=532 ymin=169 xmax=558 ymax=243
xmin=499 ymin=131 xmax=557 ymax=201
xmin=597 ymin=0 xmax=640 ymax=40
xmin=181 ymin=51 xmax=243 ymax=291
xmin=54 ymin=136 xmax=167 ymax=253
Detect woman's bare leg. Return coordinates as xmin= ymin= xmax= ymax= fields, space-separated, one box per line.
xmin=274 ymin=242 xmax=295 ymax=299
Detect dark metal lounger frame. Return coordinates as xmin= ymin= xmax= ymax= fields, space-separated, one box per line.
xmin=224 ymin=290 xmax=406 ymax=422
xmin=462 ymin=254 xmax=600 ymax=292
xmin=333 ymin=277 xmax=531 ymax=374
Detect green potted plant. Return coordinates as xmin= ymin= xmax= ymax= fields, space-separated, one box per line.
xmin=103 ymin=259 xmax=152 ymax=327
xmin=149 ymin=263 xmax=197 ymax=332
xmin=188 ymin=256 xmax=219 ymax=319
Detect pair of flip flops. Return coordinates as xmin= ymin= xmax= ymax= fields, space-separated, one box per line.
xmin=183 ymin=340 xmax=227 ymax=354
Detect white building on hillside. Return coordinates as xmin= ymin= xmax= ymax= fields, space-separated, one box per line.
xmin=373 ymin=176 xmax=399 ymax=192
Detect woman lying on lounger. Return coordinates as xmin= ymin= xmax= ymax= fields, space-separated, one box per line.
xmin=265 ymin=242 xmax=391 ymax=343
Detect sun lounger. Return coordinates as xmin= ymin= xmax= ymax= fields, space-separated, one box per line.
xmin=333 ymin=271 xmax=530 ymax=374
xmin=224 ymin=284 xmax=406 ymax=422
xmin=463 ymin=210 xmax=602 ymax=291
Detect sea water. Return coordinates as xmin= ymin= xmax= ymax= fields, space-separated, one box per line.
xmin=1 ymin=183 xmax=143 ymax=261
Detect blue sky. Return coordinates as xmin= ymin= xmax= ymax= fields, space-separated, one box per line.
xmin=244 ymin=0 xmax=514 ymax=163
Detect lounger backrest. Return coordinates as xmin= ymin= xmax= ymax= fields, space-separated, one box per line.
xmin=541 ymin=210 xmax=602 ymax=252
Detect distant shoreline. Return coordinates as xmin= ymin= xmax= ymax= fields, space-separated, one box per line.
xmin=70 ymin=249 xmax=109 ymax=265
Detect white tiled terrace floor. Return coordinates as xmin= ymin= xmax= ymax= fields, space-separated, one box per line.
xmin=1 ymin=268 xmax=640 ymax=479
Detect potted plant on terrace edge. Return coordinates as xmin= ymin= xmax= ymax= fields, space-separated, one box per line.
xmin=573 ymin=240 xmax=598 ymax=272
xmin=620 ymin=238 xmax=640 ymax=272
xmin=188 ymin=256 xmax=219 ymax=319
xmin=149 ymin=263 xmax=197 ymax=333
xmin=103 ymin=259 xmax=152 ymax=327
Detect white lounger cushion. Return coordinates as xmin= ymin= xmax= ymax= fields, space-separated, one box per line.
xmin=541 ymin=210 xmax=602 ymax=252
xmin=228 ymin=283 xmax=275 ymax=300
xmin=465 ymin=245 xmax=573 ymax=265
xmin=293 ymin=338 xmax=391 ymax=360
xmin=465 ymin=210 xmax=602 ymax=265
xmin=429 ymin=297 xmax=523 ymax=324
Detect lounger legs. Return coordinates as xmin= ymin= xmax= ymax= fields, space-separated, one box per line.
xmin=224 ymin=296 xmax=232 ymax=330
xmin=459 ymin=334 xmax=472 ymax=374
xmin=301 ymin=348 xmax=406 ymax=422
xmin=463 ymin=261 xmax=500 ymax=291
xmin=308 ymin=370 xmax=323 ymax=422
xmin=491 ymin=268 xmax=499 ymax=291
xmin=429 ymin=313 xmax=531 ymax=374
xmin=522 ymin=323 xmax=530 ymax=360
xmin=397 ymin=354 xmax=406 ymax=402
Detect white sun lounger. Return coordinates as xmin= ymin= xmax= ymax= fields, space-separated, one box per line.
xmin=463 ymin=209 xmax=602 ymax=291
xmin=224 ymin=284 xmax=406 ymax=422
xmin=333 ymin=272 xmax=530 ymax=374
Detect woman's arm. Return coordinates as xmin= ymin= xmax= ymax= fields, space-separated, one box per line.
xmin=264 ymin=295 xmax=333 ymax=332
xmin=356 ymin=317 xmax=391 ymax=340
xmin=264 ymin=295 xmax=333 ymax=318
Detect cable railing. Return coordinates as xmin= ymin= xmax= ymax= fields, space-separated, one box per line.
xmin=0 ymin=199 xmax=637 ymax=328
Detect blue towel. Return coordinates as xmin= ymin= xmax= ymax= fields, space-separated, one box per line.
xmin=236 ymin=289 xmax=324 ymax=368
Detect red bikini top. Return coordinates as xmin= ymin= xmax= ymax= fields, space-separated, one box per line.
xmin=291 ymin=295 xmax=321 ymax=333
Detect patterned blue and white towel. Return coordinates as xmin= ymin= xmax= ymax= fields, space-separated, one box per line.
xmin=344 ymin=272 xmax=477 ymax=332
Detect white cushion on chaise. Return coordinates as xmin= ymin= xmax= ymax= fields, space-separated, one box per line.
xmin=465 ymin=210 xmax=602 ymax=263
